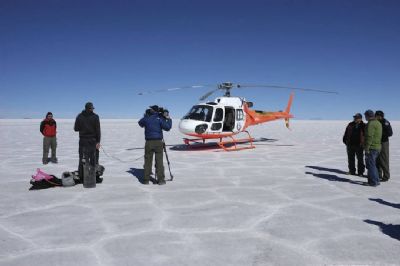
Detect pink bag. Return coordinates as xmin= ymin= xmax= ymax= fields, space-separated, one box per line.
xmin=32 ymin=168 xmax=53 ymax=181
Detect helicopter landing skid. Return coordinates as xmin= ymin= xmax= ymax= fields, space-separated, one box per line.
xmin=217 ymin=131 xmax=255 ymax=151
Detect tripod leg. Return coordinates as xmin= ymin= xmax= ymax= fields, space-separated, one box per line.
xmin=163 ymin=141 xmax=174 ymax=181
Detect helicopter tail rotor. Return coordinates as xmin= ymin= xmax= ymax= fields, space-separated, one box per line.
xmin=285 ymin=93 xmax=294 ymax=114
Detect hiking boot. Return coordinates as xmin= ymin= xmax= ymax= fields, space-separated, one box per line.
xmin=50 ymin=158 xmax=58 ymax=163
xmin=158 ymin=180 xmax=166 ymax=185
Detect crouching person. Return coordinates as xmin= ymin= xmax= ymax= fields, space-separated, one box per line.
xmin=138 ymin=105 xmax=172 ymax=185
xmin=74 ymin=102 xmax=101 ymax=188
xmin=40 ymin=112 xmax=57 ymax=164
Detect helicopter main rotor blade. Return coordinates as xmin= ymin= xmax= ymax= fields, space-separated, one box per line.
xmin=238 ymin=84 xmax=338 ymax=94
xmin=137 ymin=84 xmax=214 ymax=96
xmin=199 ymin=87 xmax=220 ymax=101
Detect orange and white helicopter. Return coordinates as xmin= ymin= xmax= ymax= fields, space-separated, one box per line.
xmin=140 ymin=82 xmax=336 ymax=151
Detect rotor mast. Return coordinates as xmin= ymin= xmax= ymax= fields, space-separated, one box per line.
xmin=219 ymin=82 xmax=235 ymax=97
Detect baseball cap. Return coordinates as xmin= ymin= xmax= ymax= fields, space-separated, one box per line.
xmin=149 ymin=105 xmax=159 ymax=112
xmin=364 ymin=109 xmax=374 ymax=118
xmin=375 ymin=110 xmax=384 ymax=117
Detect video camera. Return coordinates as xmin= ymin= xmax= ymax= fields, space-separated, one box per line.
xmin=145 ymin=105 xmax=169 ymax=118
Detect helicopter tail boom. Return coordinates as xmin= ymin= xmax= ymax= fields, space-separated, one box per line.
xmin=244 ymin=93 xmax=294 ymax=129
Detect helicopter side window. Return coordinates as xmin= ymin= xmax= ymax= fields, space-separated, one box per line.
xmin=236 ymin=109 xmax=244 ymax=121
xmin=214 ymin=108 xmax=223 ymax=122
xmin=183 ymin=105 xmax=213 ymax=122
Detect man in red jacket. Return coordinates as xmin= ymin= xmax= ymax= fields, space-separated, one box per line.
xmin=40 ymin=112 xmax=57 ymax=164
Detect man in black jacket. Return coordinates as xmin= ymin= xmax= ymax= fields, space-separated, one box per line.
xmin=343 ymin=113 xmax=365 ymax=176
xmin=74 ymin=102 xmax=101 ymax=187
xmin=375 ymin=110 xmax=393 ymax=181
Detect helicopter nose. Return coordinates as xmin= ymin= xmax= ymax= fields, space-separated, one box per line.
xmin=179 ymin=119 xmax=195 ymax=134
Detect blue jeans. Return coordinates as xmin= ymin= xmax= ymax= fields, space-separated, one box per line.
xmin=366 ymin=149 xmax=380 ymax=186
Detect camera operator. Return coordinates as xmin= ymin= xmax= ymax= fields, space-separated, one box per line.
xmin=138 ymin=105 xmax=172 ymax=185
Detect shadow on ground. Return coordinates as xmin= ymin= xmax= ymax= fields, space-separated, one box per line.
xmin=126 ymin=138 xmax=288 ymax=152
xmin=366 ymin=199 xmax=400 ymax=241
xmin=169 ymin=137 xmax=287 ymax=151
xmin=127 ymin=168 xmax=157 ymax=184
xmin=305 ymin=165 xmax=367 ymax=186
xmin=305 ymin=171 xmax=366 ymax=186
xmin=126 ymin=144 xmax=174 ymax=151
xmin=305 ymin=165 xmax=348 ymax=175
xmin=369 ymin=198 xmax=400 ymax=209
xmin=364 ymin=220 xmax=400 ymax=241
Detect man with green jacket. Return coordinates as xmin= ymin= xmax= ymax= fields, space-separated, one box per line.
xmin=364 ymin=109 xmax=382 ymax=186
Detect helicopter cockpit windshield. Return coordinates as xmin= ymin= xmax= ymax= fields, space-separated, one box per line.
xmin=183 ymin=105 xmax=213 ymax=122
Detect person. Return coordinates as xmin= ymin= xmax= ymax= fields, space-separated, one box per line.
xmin=138 ymin=105 xmax=172 ymax=185
xmin=40 ymin=112 xmax=57 ymax=164
xmin=343 ymin=113 xmax=365 ymax=176
xmin=375 ymin=110 xmax=393 ymax=182
xmin=74 ymin=102 xmax=101 ymax=186
xmin=364 ymin=109 xmax=382 ymax=187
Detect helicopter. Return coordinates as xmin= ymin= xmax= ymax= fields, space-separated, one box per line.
xmin=139 ymin=82 xmax=337 ymax=151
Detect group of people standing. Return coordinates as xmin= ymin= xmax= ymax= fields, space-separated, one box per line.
xmin=343 ymin=110 xmax=393 ymax=186
xmin=40 ymin=102 xmax=101 ymax=185
xmin=39 ymin=103 xmax=172 ymax=186
xmin=39 ymin=104 xmax=392 ymax=188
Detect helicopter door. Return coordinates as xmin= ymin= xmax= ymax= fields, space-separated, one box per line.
xmin=223 ymin=107 xmax=235 ymax=132
xmin=235 ymin=109 xmax=245 ymax=131
xmin=211 ymin=107 xmax=223 ymax=131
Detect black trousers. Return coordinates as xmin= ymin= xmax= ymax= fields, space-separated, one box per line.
xmin=78 ymin=138 xmax=99 ymax=179
xmin=347 ymin=145 xmax=365 ymax=175
xmin=377 ymin=141 xmax=390 ymax=180
xmin=144 ymin=140 xmax=165 ymax=183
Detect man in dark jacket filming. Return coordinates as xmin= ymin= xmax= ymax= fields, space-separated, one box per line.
xmin=138 ymin=105 xmax=172 ymax=185
xmin=343 ymin=113 xmax=365 ymax=176
xmin=74 ymin=102 xmax=101 ymax=187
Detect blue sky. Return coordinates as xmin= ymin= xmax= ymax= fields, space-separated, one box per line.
xmin=1 ymin=0 xmax=399 ymax=119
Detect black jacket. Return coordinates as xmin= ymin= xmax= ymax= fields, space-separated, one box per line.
xmin=343 ymin=121 xmax=365 ymax=147
xmin=380 ymin=118 xmax=393 ymax=142
xmin=74 ymin=110 xmax=101 ymax=143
